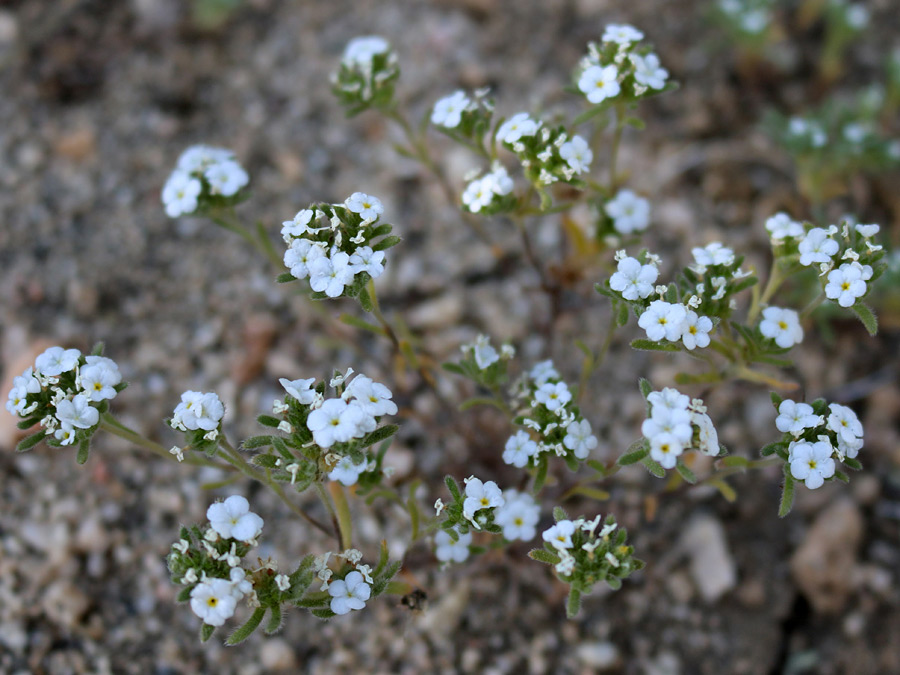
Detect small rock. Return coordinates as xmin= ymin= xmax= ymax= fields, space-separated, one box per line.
xmin=790 ymin=498 xmax=863 ymax=614
xmin=406 ymin=293 xmax=464 ymax=330
xmin=55 ymin=126 xmax=97 ymax=162
xmin=260 ymin=638 xmax=297 ymax=670
xmin=41 ymin=580 xmax=90 ymax=628
xmin=74 ymin=516 xmax=110 ymax=554
xmin=681 ymin=514 xmax=737 ymax=603
xmin=575 ymin=641 xmax=620 ymax=670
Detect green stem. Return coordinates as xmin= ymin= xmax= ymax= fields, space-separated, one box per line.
xmin=209 ymin=207 xmax=283 ymax=269
xmin=100 ymin=414 xmax=223 ymax=469
xmin=329 ymin=482 xmax=353 ymax=550
xmin=800 ymin=290 xmax=826 ymax=319
xmin=314 ymin=482 xmax=344 ymax=549
xmin=747 ymin=262 xmax=785 ymax=325
xmin=608 ymin=103 xmax=626 ymax=193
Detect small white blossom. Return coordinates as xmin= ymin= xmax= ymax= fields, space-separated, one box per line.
xmin=496 ymin=112 xmax=540 ymax=144
xmin=275 ymin=574 xmax=291 ymax=592
xmin=638 ymin=301 xmax=687 ymax=342
xmin=826 ymin=403 xmax=863 ymax=448
xmin=798 ymin=228 xmax=839 ymax=267
xmin=190 ymin=577 xmax=238 ymax=626
xmin=55 ymin=394 xmax=99 ymax=430
xmin=328 ymin=455 xmax=369 ymax=486
xmin=494 ymin=490 xmax=540 ymax=541
xmin=775 ymin=400 xmax=820 ymax=435
xmin=648 ymin=432 xmax=684 ymax=469
xmin=172 ymin=391 xmax=224 ymax=431
xmin=691 ymin=411 xmax=720 ymax=456
xmin=307 ymin=398 xmax=368 ymax=448
xmin=503 ymin=430 xmax=539 ymax=468
xmin=789 ymin=440 xmax=835 ymax=489
xmin=207 ymin=495 xmax=264 ymax=543
xmin=578 ymin=64 xmax=621 ymax=104
xmin=534 ymin=382 xmax=572 ymax=412
xmin=279 ymin=377 xmax=317 ymax=405
xmin=680 ymin=310 xmax=713 ymax=350
xmin=759 ymin=307 xmax=803 ymax=348
xmin=631 ymin=52 xmax=668 ymax=89
xmin=602 ymin=24 xmax=644 ymax=44
xmin=854 ymin=224 xmax=880 ymax=238
xmin=328 ymin=571 xmax=371 ymax=615
xmin=529 ymin=360 xmax=560 ymax=386
xmin=609 ymin=256 xmax=658 ymax=300
xmin=462 ymin=477 xmax=505 ymax=522
xmin=434 ymin=529 xmax=472 ymax=563
xmin=559 ymin=135 xmax=592 ymax=174
xmin=692 ymin=242 xmax=735 ymax=267
xmin=470 ymin=334 xmax=499 ymax=370
xmin=309 ymin=251 xmax=355 ymax=298
xmin=563 ymin=419 xmax=598 ymax=460
xmin=205 ymin=160 xmax=248 ymax=197
xmin=35 ymin=346 xmax=81 ymax=377
xmin=162 ymin=170 xmax=202 ymax=218
xmin=542 ymin=520 xmax=576 ymax=550
xmin=605 ymin=189 xmax=650 ymax=234
xmin=345 ymin=192 xmax=384 ymax=222
xmin=342 ymin=36 xmax=390 ymax=68
xmin=765 ymin=213 xmax=804 ymax=241
xmin=284 ymin=238 xmax=327 ymax=280
xmin=348 ymin=246 xmax=386 ymax=279
xmin=344 ymin=375 xmax=397 ymax=417
xmin=431 ymin=90 xmax=470 ymax=129
xmin=825 ymin=263 xmax=867 ymax=307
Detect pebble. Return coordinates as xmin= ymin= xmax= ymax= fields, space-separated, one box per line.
xmin=575 ymin=641 xmax=620 ymax=670
xmin=260 ymin=638 xmax=297 ymax=670
xmin=790 ymin=498 xmax=863 ymax=613
xmin=681 ymin=514 xmax=737 ymax=603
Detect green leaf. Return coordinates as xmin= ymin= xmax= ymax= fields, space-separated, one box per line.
xmin=226 ymin=606 xmax=266 ymax=645
xmin=617 ymin=442 xmax=648 ymax=466
xmin=759 ymin=441 xmax=785 ymax=457
xmin=442 ymin=362 xmax=466 ymax=376
xmin=358 ymin=287 xmax=374 ymax=313
xmin=200 ymin=623 xmax=216 ymax=643
xmin=778 ymin=472 xmax=795 ymax=518
xmin=595 ymin=283 xmax=614 ymax=298
xmin=675 ymin=461 xmax=696 ymax=484
xmin=566 ymin=588 xmax=583 ymax=618
xmin=834 ymin=470 xmax=850 ymax=483
xmin=624 ymin=116 xmax=645 ymax=130
xmin=90 ymin=341 xmax=106 ymax=356
xmin=276 ymin=272 xmax=295 ymax=283
xmin=770 ymin=391 xmax=784 ymax=408
xmin=444 ymin=475 xmax=461 ymax=502
xmin=15 ymin=430 xmax=46 ymax=453
xmin=251 ymin=454 xmax=279 ymax=468
xmin=257 ymin=415 xmax=282 ymax=428
xmin=459 ymin=397 xmax=507 ymax=412
xmin=553 ymin=505 xmax=569 ymax=522
xmin=76 ymin=439 xmax=91 ymax=465
xmin=573 ymin=104 xmax=610 ymax=126
xmin=616 ymin=300 xmax=630 ymax=326
xmin=564 ymin=485 xmax=611 ymax=501
xmin=264 ymin=604 xmax=284 ymax=634
xmin=638 ymin=378 xmax=653 ymax=400
xmin=311 ymin=608 xmax=336 ymax=619
xmin=361 ymin=424 xmax=399 ymax=448
xmin=730 ymin=276 xmax=758 ymax=294
xmin=707 ymin=478 xmax=737 ymax=502
xmin=176 ymin=586 xmax=193 ymax=603
xmin=630 ymin=339 xmax=681 ymax=352
xmin=16 ymin=417 xmax=40 ymax=430
xmin=719 ymin=456 xmax=750 ymax=468
xmin=586 ymin=459 xmax=608 ymax=476
xmin=843 ymin=457 xmax=863 ymax=471
xmin=850 ymin=303 xmax=878 ymax=336
xmin=242 ymin=435 xmax=274 ymax=450
xmin=532 ymin=456 xmax=549 ymax=494
xmin=641 ymin=456 xmax=666 ymax=478
xmin=339 ymin=313 xmax=387 ymax=336
xmin=528 ymin=548 xmax=561 ymax=565
xmin=372 ymin=235 xmax=402 ymax=252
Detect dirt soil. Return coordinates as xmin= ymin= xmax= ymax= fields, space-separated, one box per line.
xmin=1 ymin=1 xmax=899 ymax=673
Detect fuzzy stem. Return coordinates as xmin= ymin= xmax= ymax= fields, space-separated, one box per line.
xmin=328 ymin=482 xmax=354 ymax=550
xmin=100 ymin=414 xmax=223 ymax=469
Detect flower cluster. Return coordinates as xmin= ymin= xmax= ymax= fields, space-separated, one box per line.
xmin=531 ymin=510 xmax=643 ymax=617
xmin=448 ymin=334 xmax=516 ymax=393
xmin=310 ymin=545 xmax=401 ymax=618
xmin=495 ymin=115 xmax=592 ymax=193
xmin=168 ymin=496 xmax=265 ymax=628
xmin=162 ymin=145 xmax=249 ymax=218
xmin=766 ymin=394 xmax=864 ymax=490
xmin=575 ymin=24 xmax=670 ymax=108
xmin=280 ymin=193 xmax=399 ymax=302
xmin=243 ymin=369 xmax=398 ymax=493
xmin=437 ymin=475 xmax=507 ymax=536
xmin=638 ymin=387 xmax=720 ymax=470
xmin=504 ymin=360 xmax=598 ymax=472
xmin=461 ymin=162 xmax=515 ymax=214
xmin=430 ymin=88 xmax=494 ymax=147
xmin=6 ymin=345 xmax=124 ymax=460
xmin=169 ymin=391 xmax=225 ymax=456
xmin=331 ymin=36 xmax=399 ymax=115
xmin=713 ymin=0 xmax=774 ymax=39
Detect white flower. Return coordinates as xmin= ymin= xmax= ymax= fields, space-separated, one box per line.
xmin=542 ymin=520 xmax=576 ymax=550
xmin=309 ymin=251 xmax=355 ymax=298
xmin=691 ymin=411 xmax=720 ymax=456
xmin=680 ymin=310 xmax=713 ymax=350
xmin=328 ymin=570 xmax=371 ymax=615
xmin=692 ymin=242 xmax=735 ymax=267
xmin=563 ymin=419 xmax=598 ymax=460
xmin=6 ymin=385 xmax=30 ymax=416
xmin=759 ymin=307 xmax=803 ymax=348
xmin=789 ymin=441 xmax=835 ymax=489
xmin=431 ymin=90 xmax=470 ymax=129
xmin=765 ymin=213 xmax=804 ymax=241
xmin=529 ymin=360 xmax=559 ymax=385
xmin=162 ymin=170 xmax=202 ymax=218
xmin=307 ymin=398 xmax=367 ymax=448
xmin=284 ymin=238 xmax=326 ymax=280
xmin=282 ymin=209 xmax=314 ymax=239
xmin=78 ymin=364 xmax=120 ymax=402
xmin=461 ymin=176 xmax=492 ymax=213
xmin=348 ymin=246 xmax=386 ymax=279
xmin=854 ymin=224 xmax=880 ymax=238
xmin=638 ymin=300 xmax=687 ymax=342
xmin=207 ymin=495 xmax=264 ymax=542
xmin=434 ymin=529 xmax=472 ymax=563
xmin=13 ymin=366 xmax=42 ymax=395
xmin=274 ymin=573 xmax=290 ymax=593
xmin=172 ymin=391 xmax=224 ymax=431
xmin=631 ymin=52 xmax=668 ymax=89
xmin=605 ymin=189 xmax=650 ymax=234
xmin=494 ymin=491 xmax=540 ymax=541
xmin=471 ymin=334 xmax=499 ymax=370
xmin=775 ymin=400 xmax=820 ymax=435
xmin=503 ymin=430 xmax=539 ymax=468
xmin=609 ymin=256 xmax=658 ymax=301
xmin=35 ymin=346 xmax=81 ymax=377
xmin=345 ymin=192 xmax=384 ymax=222
xmin=649 ymin=432 xmax=684 ymax=469
xmin=826 ymin=403 xmax=863 ymax=447
xmin=54 ymin=424 xmax=76 ymax=445
xmin=578 ymin=64 xmax=621 ymax=104
xmin=462 ymin=477 xmax=504 ymax=521
xmin=647 ymin=387 xmax=690 ymax=413
xmin=279 ymin=377 xmax=317 ymax=405
xmin=798 ymin=228 xmax=839 ymax=266
xmin=642 ymin=407 xmax=693 ymax=445
xmin=229 ymin=567 xmax=254 ymax=598
xmin=328 ymin=455 xmax=369 ymax=486
xmin=190 ymin=577 xmax=239 ymax=626
xmin=204 ymin=160 xmax=248 ymax=197
xmin=342 ymin=36 xmax=390 ymax=68
xmin=825 ymin=263 xmax=867 ymax=308
xmin=484 ymin=163 xmax=514 ymax=195
xmin=845 ymin=4 xmax=869 ymax=29
xmin=177 ymin=145 xmax=233 ymax=172
xmin=559 ymin=135 xmax=592 ymax=174
xmin=602 ymin=24 xmax=644 ymax=44
xmin=496 ymin=112 xmax=539 ymax=144
xmin=344 ymin=375 xmax=397 ymax=417
xmin=534 ymin=382 xmax=572 ymax=412
xmin=55 ymin=394 xmax=99 ymax=430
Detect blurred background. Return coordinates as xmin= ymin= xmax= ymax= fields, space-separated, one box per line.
xmin=1 ymin=0 xmax=899 ymax=673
